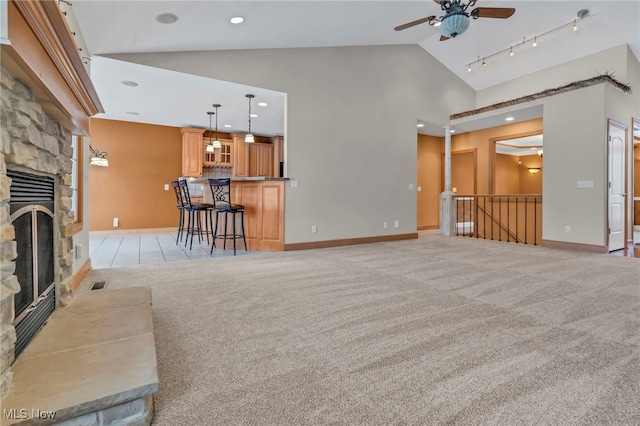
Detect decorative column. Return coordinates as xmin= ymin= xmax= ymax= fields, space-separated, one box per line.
xmin=439 ymin=125 xmax=456 ymax=235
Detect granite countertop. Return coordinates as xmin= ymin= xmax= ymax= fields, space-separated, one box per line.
xmin=232 ymin=177 xmax=289 ymax=181
xmin=185 ymin=177 xmax=288 ymax=183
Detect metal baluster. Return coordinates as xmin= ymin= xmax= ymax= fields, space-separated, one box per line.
xmin=499 ymin=196 xmax=502 ymax=242
xmin=515 ymin=197 xmax=519 ymax=243
xmin=534 ymin=196 xmax=538 ymax=245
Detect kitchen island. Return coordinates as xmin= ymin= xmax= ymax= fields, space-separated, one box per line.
xmin=196 ymin=177 xmax=286 ymax=251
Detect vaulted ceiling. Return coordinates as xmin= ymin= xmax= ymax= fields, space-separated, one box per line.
xmin=67 ymin=1 xmax=640 ymax=136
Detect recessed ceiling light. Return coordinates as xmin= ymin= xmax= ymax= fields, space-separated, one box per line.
xmin=120 ymin=80 xmax=138 ymax=87
xmin=250 ymin=114 xmax=258 ymax=118
xmin=156 ymin=13 xmax=178 ymax=24
xmin=230 ymin=16 xmax=244 ymax=24
xmin=505 ymin=116 xmax=515 ymax=121
xmin=417 ymin=123 xmax=425 ymax=128
xmin=224 ymin=124 xmax=232 ymax=128
xmin=450 ymin=130 xmax=456 ymax=133
xmin=258 ymin=102 xmax=268 ymax=107
xmin=126 ymin=111 xmax=139 ymax=115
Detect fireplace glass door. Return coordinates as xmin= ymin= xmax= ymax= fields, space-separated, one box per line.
xmin=8 ymin=170 xmax=55 ymax=358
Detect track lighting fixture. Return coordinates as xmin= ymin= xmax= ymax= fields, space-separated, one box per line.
xmin=464 ymin=9 xmax=589 ymax=72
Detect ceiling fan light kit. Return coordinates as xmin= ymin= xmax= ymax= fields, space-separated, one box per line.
xmin=395 ymin=0 xmax=515 ymax=39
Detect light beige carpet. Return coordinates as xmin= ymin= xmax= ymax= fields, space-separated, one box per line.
xmin=83 ymin=235 xmax=639 ymax=425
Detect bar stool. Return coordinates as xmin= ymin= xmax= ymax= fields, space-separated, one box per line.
xmin=171 ymin=181 xmax=186 ymax=244
xmin=207 ymin=178 xmax=247 ymax=255
xmin=178 ymin=180 xmax=214 ymax=250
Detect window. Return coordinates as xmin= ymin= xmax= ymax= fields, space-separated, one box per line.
xmin=71 ymin=135 xmax=83 ymax=233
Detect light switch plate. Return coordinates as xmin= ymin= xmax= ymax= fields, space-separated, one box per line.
xmin=577 ymin=180 xmax=593 ymax=189
xmin=291 ymin=180 xmax=299 ymax=188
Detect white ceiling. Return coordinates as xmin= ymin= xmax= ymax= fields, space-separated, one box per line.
xmin=67 ymin=1 xmax=640 ymax=136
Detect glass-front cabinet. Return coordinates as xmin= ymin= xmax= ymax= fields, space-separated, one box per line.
xmin=204 ymin=138 xmax=233 ymax=168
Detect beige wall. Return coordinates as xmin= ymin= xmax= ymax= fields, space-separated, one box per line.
xmin=88 ymin=119 xmax=182 ymax=231
xmin=111 ymin=45 xmax=476 ymax=243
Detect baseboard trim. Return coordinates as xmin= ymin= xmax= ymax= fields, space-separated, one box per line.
xmin=284 ymin=233 xmax=419 ymax=251
xmin=418 ymin=225 xmax=439 ymax=231
xmin=541 ymin=239 xmax=608 ymax=254
xmin=72 ymin=258 xmax=92 ymax=290
xmin=89 ymin=227 xmax=176 ymax=235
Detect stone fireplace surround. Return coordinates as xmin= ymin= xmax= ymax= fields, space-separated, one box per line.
xmin=0 ymin=65 xmax=76 ymax=396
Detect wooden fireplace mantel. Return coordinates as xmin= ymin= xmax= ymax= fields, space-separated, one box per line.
xmin=1 ymin=0 xmax=103 ymax=135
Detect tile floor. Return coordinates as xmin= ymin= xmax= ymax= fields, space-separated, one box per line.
xmin=89 ymin=229 xmax=251 ymax=269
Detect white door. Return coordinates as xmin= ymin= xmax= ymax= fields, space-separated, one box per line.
xmin=608 ymin=121 xmax=626 ymax=252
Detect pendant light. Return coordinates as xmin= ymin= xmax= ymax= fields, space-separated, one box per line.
xmin=245 ymin=94 xmax=255 ymax=143
xmin=205 ymin=111 xmax=215 ymax=153
xmin=212 ymin=104 xmax=222 ymax=149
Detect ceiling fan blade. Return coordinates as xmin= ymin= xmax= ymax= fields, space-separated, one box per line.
xmin=394 ymin=16 xmax=435 ymax=31
xmin=439 ymin=35 xmax=450 ymax=41
xmin=471 ymin=7 xmax=516 ymax=19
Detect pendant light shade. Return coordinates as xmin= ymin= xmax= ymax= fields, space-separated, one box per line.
xmin=212 ymin=104 xmax=222 ymax=149
xmin=245 ymin=94 xmax=255 ymax=143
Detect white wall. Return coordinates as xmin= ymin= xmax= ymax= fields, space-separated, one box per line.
xmin=110 ymin=45 xmax=476 ymax=244
xmin=72 ymin=137 xmax=91 ymax=273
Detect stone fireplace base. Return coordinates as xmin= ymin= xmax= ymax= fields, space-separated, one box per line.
xmin=1 ymin=287 xmax=158 ymax=425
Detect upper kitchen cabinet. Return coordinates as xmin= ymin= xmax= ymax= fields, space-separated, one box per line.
xmin=249 ymin=143 xmax=274 ymax=177
xmin=181 ymin=128 xmax=205 ymax=177
xmin=204 ymin=138 xmax=233 ymax=168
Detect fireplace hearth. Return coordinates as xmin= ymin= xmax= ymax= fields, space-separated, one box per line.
xmin=8 ymin=170 xmax=56 ymax=359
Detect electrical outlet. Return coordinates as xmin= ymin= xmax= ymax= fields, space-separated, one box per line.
xmin=311 ymin=225 xmax=317 ymax=233
xmin=394 ymin=220 xmax=400 ymax=228
xmin=113 ymin=217 xmax=119 ymax=227
xmin=408 ymin=184 xmax=414 ymax=190
xmin=565 ymin=225 xmax=571 ymax=233
xmin=291 ymin=180 xmax=299 ymax=188
xmin=417 ymin=186 xmax=422 ymax=192
xmin=164 ymin=184 xmax=170 ymax=191
xmin=384 ymin=222 xmax=388 ymax=229
xmin=75 ymin=244 xmax=82 ymax=259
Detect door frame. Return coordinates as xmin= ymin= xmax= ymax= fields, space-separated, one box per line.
xmin=632 ymin=117 xmax=640 ymax=247
xmin=607 ymin=118 xmax=629 ymax=253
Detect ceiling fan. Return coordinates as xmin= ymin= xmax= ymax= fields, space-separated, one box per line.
xmin=395 ymin=0 xmax=515 ymax=41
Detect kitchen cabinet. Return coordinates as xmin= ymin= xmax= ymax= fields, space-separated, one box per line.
xmin=181 ymin=128 xmax=205 ymax=177
xmin=271 ymin=135 xmax=284 ymax=177
xmin=232 ymin=133 xmax=249 ymax=177
xmin=204 ymin=139 xmax=233 ymax=168
xmin=248 ymin=143 xmax=274 ymax=177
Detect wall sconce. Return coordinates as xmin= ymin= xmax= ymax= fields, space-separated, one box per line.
xmin=89 ymin=145 xmax=109 ymax=167
xmin=537 ymin=149 xmax=543 ymax=157
xmin=528 ymin=167 xmax=541 ymax=175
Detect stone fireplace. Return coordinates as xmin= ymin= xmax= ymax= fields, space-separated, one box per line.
xmin=0 ymin=66 xmax=76 ymax=395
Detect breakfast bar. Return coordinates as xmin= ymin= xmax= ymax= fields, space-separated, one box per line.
xmin=190 ymin=177 xmax=286 ymax=251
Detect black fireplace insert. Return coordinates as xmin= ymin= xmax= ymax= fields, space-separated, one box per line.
xmin=8 ymin=170 xmax=55 ymax=359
